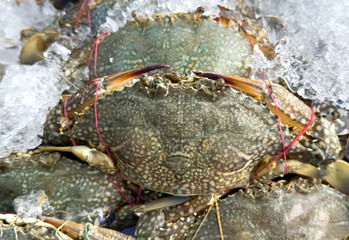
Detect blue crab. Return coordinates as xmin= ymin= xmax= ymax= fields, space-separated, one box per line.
xmin=10 ymin=1 xmax=349 ymax=239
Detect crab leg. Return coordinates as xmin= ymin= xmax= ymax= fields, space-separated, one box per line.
xmin=193 ymin=71 xmax=314 ymax=134
xmin=65 ymin=64 xmax=171 ymax=118
xmin=104 ymin=64 xmax=171 ymax=91
xmin=20 ymin=30 xmax=61 ymax=65
xmin=272 ymin=159 xmax=349 ymax=195
xmin=37 ymin=146 xmax=116 ymax=176
xmin=133 ymin=195 xmax=191 ymax=213
xmin=322 ymin=160 xmax=349 ymax=195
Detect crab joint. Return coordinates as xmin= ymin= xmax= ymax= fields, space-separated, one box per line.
xmin=104 ymin=64 xmax=172 ymax=91
xmin=193 ymin=71 xmax=264 ymax=98
xmin=38 ymin=146 xmax=116 ymax=175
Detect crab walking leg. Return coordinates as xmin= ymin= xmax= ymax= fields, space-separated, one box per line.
xmin=193 ymin=71 xmax=313 ymax=133
xmin=44 ymin=218 xmax=135 ymax=240
xmin=20 ymin=30 xmax=61 ymax=65
xmin=38 ymin=146 xmax=116 ymax=176
xmin=322 ymin=160 xmax=349 ymax=195
xmin=274 ymin=159 xmax=349 ymax=195
xmin=133 ymin=195 xmax=191 ymax=213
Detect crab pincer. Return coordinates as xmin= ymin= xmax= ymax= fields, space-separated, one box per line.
xmin=64 ymin=64 xmax=171 ymax=117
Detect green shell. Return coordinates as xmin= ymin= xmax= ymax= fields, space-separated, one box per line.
xmin=94 ymin=15 xmax=252 ymax=77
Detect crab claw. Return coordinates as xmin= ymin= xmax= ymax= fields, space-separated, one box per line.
xmin=277 ymin=159 xmax=349 ymax=195
xmin=323 ymin=160 xmax=349 ymax=195
xmin=20 ymin=30 xmax=61 ymax=65
xmin=193 ymin=71 xmax=313 ymax=134
xmin=44 ymin=217 xmax=135 ymax=240
xmin=38 ymin=146 xmax=116 ymax=175
xmin=104 ymin=64 xmax=171 ymax=91
xmin=64 ymin=64 xmax=171 ymax=117
xmin=44 ymin=218 xmax=82 ymax=239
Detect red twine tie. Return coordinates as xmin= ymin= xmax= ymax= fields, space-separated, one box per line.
xmin=264 ymin=81 xmax=288 ymax=174
xmin=238 ymin=18 xmax=313 ymax=182
xmin=249 ymin=107 xmax=314 ymax=184
xmin=239 ymin=19 xmax=257 ymax=54
xmin=87 ymin=32 xmax=109 ymax=80
xmin=75 ymin=0 xmax=92 ymax=29
xmin=62 ymin=81 xmax=134 ymax=206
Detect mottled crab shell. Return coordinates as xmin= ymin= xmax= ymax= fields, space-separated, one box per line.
xmin=136 ymin=179 xmax=349 ymax=239
xmin=93 ymin=13 xmax=253 ymax=77
xmin=0 ymin=152 xmax=130 ymax=224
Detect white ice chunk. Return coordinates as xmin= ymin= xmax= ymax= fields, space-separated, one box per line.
xmin=13 ymin=190 xmax=54 ymax=218
xmin=0 ymin=64 xmax=68 ymax=158
xmin=249 ymin=0 xmax=349 ymax=109
xmin=100 ymin=0 xmax=236 ymax=34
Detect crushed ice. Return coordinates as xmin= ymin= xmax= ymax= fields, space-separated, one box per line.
xmin=0 ymin=64 xmax=68 ymax=157
xmin=13 ymin=190 xmax=54 ymax=218
xmin=249 ymin=0 xmax=349 ymax=110
xmin=1 ymin=0 xmax=349 ymax=158
xmin=0 ymin=0 xmax=69 ymax=157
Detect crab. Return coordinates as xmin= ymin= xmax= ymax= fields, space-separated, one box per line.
xmin=39 ymin=65 xmax=349 ymax=237
xmin=136 ymin=178 xmax=349 ymax=239
xmin=0 ymin=151 xmax=134 ymax=227
xmin=8 ymin=1 xmax=349 ymax=239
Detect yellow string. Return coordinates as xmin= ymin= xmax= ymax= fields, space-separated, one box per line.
xmin=191 ymin=199 xmax=214 ymax=240
xmin=214 ymin=193 xmax=224 ymax=240
xmin=191 ymin=194 xmax=225 ymax=240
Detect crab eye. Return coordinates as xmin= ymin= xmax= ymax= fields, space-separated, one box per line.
xmin=215 ymin=78 xmax=225 ymax=90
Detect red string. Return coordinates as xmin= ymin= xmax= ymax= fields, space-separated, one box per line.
xmin=264 ymin=81 xmax=288 ymax=174
xmin=136 ymin=186 xmax=143 ymax=206
xmin=87 ymin=0 xmax=93 ymax=28
xmin=87 ymin=43 xmax=96 ymax=73
xmin=249 ymin=108 xmax=314 ymax=184
xmin=106 ymin=173 xmax=133 ymax=207
xmin=75 ymin=0 xmax=87 ymax=29
xmin=239 ymin=20 xmax=254 ymax=47
xmin=63 ymin=97 xmax=76 ymax=146
xmin=91 ymin=79 xmax=135 ymax=206
xmin=62 ymin=82 xmax=133 ymax=207
xmin=75 ymin=0 xmax=92 ymax=29
xmin=62 ymin=40 xmax=136 ymax=206
xmin=87 ymin=33 xmax=109 ymax=80
xmin=91 ymin=80 xmax=122 ymax=180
